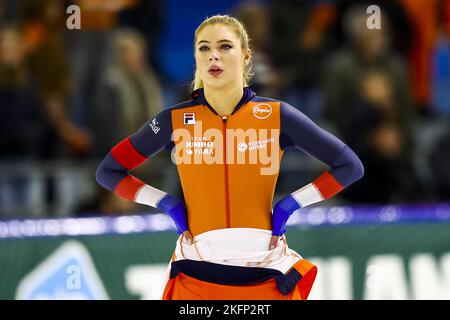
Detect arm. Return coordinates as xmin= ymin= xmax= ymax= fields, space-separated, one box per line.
xmin=272 ymin=102 xmax=364 ymax=238
xmin=95 ymin=109 xmax=189 ymax=234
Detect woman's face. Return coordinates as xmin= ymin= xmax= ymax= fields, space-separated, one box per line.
xmin=195 ymin=24 xmax=249 ymax=89
xmin=0 ymin=30 xmax=23 ymax=66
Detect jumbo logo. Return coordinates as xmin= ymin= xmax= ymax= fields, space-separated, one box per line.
xmin=253 ymin=104 xmax=272 ymax=119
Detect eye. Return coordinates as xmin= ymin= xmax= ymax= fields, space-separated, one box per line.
xmin=199 ymin=46 xmax=209 ymax=52
xmin=221 ymin=44 xmax=233 ymax=50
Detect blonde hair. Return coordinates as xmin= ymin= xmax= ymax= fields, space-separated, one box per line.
xmin=192 ymin=14 xmax=253 ymax=91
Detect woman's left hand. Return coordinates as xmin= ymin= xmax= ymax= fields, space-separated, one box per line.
xmin=269 ymin=235 xmax=279 ymax=250
xmin=182 ymin=230 xmax=193 ymax=245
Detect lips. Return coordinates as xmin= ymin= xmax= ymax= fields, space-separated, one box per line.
xmin=208 ymin=65 xmax=223 ymax=76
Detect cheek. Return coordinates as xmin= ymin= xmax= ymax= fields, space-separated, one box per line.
xmin=195 ymin=54 xmax=209 ymax=72
xmin=229 ymin=54 xmax=244 ymax=72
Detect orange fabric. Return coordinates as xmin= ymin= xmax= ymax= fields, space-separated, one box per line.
xmin=162 ymin=259 xmax=317 ymax=300
xmin=164 ymin=275 xmax=298 ymax=300
xmin=291 ymin=259 xmax=318 ymax=300
xmin=171 ymin=102 xmax=283 ymax=236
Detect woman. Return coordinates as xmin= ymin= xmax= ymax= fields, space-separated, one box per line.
xmin=96 ymin=15 xmax=364 ymax=300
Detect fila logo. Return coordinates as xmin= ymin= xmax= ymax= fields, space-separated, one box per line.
xmin=184 ymin=113 xmax=196 ymax=125
xmin=253 ymin=104 xmax=272 ymax=119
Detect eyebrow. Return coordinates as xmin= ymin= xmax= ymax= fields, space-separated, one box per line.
xmin=197 ymin=39 xmax=234 ymax=45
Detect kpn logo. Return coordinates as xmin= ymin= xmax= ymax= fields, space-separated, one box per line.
xmin=16 ymin=241 xmax=109 ymax=300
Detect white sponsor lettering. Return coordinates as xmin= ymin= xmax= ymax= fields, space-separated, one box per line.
xmin=149 ymin=118 xmax=160 ymax=134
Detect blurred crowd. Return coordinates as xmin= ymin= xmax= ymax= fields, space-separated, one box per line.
xmin=0 ymin=0 xmax=449 ymax=218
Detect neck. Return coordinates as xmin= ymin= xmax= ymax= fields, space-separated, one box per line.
xmin=203 ymin=83 xmax=244 ymax=116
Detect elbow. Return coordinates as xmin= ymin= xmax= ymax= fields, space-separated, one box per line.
xmin=355 ymin=159 xmax=364 ymax=181
xmin=95 ymin=154 xmax=115 ymax=190
xmin=351 ymin=156 xmax=365 ymax=183
xmin=94 ymin=153 xmax=128 ymax=192
xmin=95 ymin=160 xmax=106 ymax=189
xmin=338 ymin=145 xmax=365 ymax=185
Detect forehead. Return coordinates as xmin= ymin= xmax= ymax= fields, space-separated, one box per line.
xmin=196 ymin=24 xmax=239 ymax=44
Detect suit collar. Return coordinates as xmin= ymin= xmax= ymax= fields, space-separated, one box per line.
xmin=191 ymin=87 xmax=256 ymax=116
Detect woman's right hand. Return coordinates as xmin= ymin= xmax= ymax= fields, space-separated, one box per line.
xmin=182 ymin=230 xmax=193 ymax=245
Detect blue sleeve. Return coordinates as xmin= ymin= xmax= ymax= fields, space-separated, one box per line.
xmin=129 ymin=108 xmax=174 ymax=156
xmin=95 ymin=108 xmax=174 ymax=192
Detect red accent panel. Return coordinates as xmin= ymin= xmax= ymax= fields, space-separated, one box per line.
xmin=111 ymin=137 xmax=147 ymax=170
xmin=114 ymin=176 xmax=145 ymax=201
xmin=312 ymin=171 xmax=344 ymax=199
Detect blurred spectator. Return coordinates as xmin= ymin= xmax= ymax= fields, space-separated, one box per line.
xmin=398 ymin=0 xmax=445 ymax=112
xmin=429 ymin=121 xmax=450 ymax=201
xmin=66 ymin=0 xmax=140 ymax=135
xmin=92 ymin=28 xmax=164 ymax=156
xmin=323 ymin=6 xmax=422 ymax=203
xmin=0 ymin=25 xmax=47 ymax=159
xmin=118 ymin=0 xmax=165 ymax=76
xmin=304 ymin=0 xmax=414 ymax=60
xmin=234 ymin=1 xmax=283 ymax=98
xmin=430 ymin=0 xmax=450 ymax=117
xmin=92 ymin=28 xmax=170 ymax=200
xmin=314 ymin=0 xmax=448 ymax=113
xmin=270 ymin=0 xmax=328 ymax=119
xmin=288 ymin=0 xmax=414 ymax=119
xmin=20 ymin=0 xmax=90 ymax=158
xmin=0 ymin=25 xmax=49 ymax=217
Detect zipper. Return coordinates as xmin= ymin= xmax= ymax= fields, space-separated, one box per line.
xmin=222 ymin=115 xmax=230 ymax=228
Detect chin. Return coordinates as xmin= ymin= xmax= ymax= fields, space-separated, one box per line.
xmin=203 ymin=78 xmax=234 ymax=89
xmin=203 ymin=80 xmax=225 ymax=89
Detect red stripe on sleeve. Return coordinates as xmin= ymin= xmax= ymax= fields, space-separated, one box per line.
xmin=312 ymin=171 xmax=344 ymax=199
xmin=114 ymin=176 xmax=145 ymax=201
xmin=111 ymin=137 xmax=147 ymax=170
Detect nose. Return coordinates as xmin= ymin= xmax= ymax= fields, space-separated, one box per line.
xmin=209 ymin=50 xmax=219 ymax=61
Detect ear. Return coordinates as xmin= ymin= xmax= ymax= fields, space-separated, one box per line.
xmin=243 ymin=49 xmax=251 ymax=65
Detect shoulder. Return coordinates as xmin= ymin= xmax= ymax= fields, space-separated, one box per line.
xmin=252 ymin=96 xmax=308 ymax=121
xmin=132 ymin=100 xmax=196 ymax=139
xmin=167 ymin=99 xmax=198 ymax=112
xmin=252 ymin=96 xmax=298 ymax=110
xmin=157 ymin=99 xmax=198 ymax=117
xmin=252 ymin=95 xmax=294 ymax=113
xmin=145 ymin=99 xmax=198 ymax=126
xmin=252 ymin=95 xmax=281 ymax=103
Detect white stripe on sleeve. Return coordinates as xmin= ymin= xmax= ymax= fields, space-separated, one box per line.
xmin=134 ymin=185 xmax=167 ymax=207
xmin=291 ymin=183 xmax=324 ymax=207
